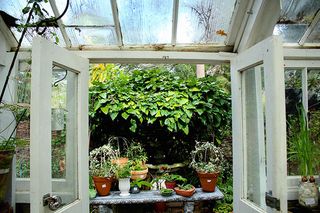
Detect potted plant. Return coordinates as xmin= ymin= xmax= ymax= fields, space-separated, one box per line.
xmin=0 ymin=139 xmax=15 ymax=202
xmin=161 ymin=173 xmax=187 ymax=189
xmin=89 ymin=144 xmax=119 ymax=196
xmin=130 ymin=178 xmax=152 ymax=194
xmin=108 ymin=136 xmax=129 ymax=167
xmin=288 ymin=107 xmax=319 ymax=207
xmin=160 ymin=188 xmax=174 ymax=197
xmin=190 ymin=141 xmax=224 ymax=192
xmin=126 ymin=142 xmax=148 ymax=180
xmin=174 ymin=184 xmax=196 ymax=197
xmin=115 ymin=163 xmax=131 ymax=196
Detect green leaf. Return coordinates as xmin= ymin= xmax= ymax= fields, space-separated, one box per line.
xmin=181 ymin=125 xmax=189 ymax=135
xmin=155 ymin=110 xmax=161 ymax=117
xmin=22 ymin=6 xmax=31 ymax=14
xmin=100 ymin=106 xmax=109 ymax=114
xmin=179 ymin=98 xmax=189 ymax=105
xmin=121 ymin=112 xmax=129 ymax=119
xmin=190 ymin=87 xmax=200 ymax=92
xmin=129 ymin=119 xmax=137 ymax=132
xmin=110 ymin=112 xmax=118 ymax=121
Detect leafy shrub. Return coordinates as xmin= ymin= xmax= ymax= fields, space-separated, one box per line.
xmin=89 ymin=64 xmax=231 ymax=164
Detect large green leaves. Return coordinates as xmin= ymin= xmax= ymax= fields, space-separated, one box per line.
xmin=89 ymin=66 xmax=231 ymax=135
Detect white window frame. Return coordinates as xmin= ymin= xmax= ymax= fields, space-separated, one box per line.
xmin=284 ymin=48 xmax=320 ymax=200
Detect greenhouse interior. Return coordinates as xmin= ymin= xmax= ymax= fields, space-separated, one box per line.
xmin=0 ymin=0 xmax=319 ymax=212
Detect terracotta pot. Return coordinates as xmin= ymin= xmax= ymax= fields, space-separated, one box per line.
xmin=111 ymin=157 xmax=128 ymax=167
xmin=0 ymin=150 xmax=14 ymax=202
xmin=92 ymin=176 xmax=112 ymax=196
xmin=197 ymin=172 xmax=219 ymax=192
xmin=165 ymin=181 xmax=176 ymax=189
xmin=130 ymin=167 xmax=148 ymax=180
xmin=174 ymin=186 xmax=195 ymax=197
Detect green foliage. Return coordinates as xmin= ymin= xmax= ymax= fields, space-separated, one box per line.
xmin=115 ymin=163 xmax=131 ymax=179
xmin=161 ymin=173 xmax=187 ymax=183
xmin=126 ymin=142 xmax=148 ymax=163
xmin=213 ymin=176 xmax=233 ymax=213
xmin=176 ymin=183 xmax=194 ymax=190
xmin=288 ymin=107 xmax=318 ymax=176
xmin=190 ymin=141 xmax=225 ymax=173
xmin=160 ymin=188 xmax=173 ymax=196
xmin=89 ymin=65 xmax=231 ymax=136
xmin=129 ymin=160 xmax=147 ymax=171
xmin=130 ymin=178 xmax=152 ymax=188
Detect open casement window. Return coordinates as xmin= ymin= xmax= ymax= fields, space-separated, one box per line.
xmin=231 ymin=36 xmax=287 ymax=213
xmin=30 ymin=37 xmax=89 ymax=213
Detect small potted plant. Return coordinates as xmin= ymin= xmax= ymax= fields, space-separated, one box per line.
xmin=174 ymin=184 xmax=196 ymax=197
xmin=89 ymin=144 xmax=119 ymax=196
xmin=108 ymin=136 xmax=129 ymax=167
xmin=160 ymin=188 xmax=174 ymax=197
xmin=0 ymin=138 xmax=15 ymax=202
xmin=130 ymin=178 xmax=152 ymax=194
xmin=126 ymin=142 xmax=148 ymax=180
xmin=161 ymin=173 xmax=187 ymax=189
xmin=190 ymin=141 xmax=224 ymax=192
xmin=115 ymin=163 xmax=131 ymax=196
xmin=288 ymin=107 xmax=319 ymax=207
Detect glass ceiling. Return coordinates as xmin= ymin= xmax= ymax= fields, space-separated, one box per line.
xmin=0 ymin=0 xmax=319 ymax=49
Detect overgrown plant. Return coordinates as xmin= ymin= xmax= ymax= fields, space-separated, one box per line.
xmin=288 ymin=107 xmax=318 ymax=176
xmin=89 ymin=144 xmax=119 ymax=177
xmin=190 ymin=141 xmax=225 ymax=173
xmin=90 ymin=66 xmax=231 ymax=136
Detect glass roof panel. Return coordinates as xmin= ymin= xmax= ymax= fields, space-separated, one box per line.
xmin=55 ymin=0 xmax=114 ymax=26
xmin=0 ymin=0 xmax=54 ymax=21
xmin=274 ymin=0 xmax=320 ymax=43
xmin=66 ymin=27 xmax=117 ymax=46
xmin=117 ymin=0 xmax=173 ymax=45
xmin=306 ymin=21 xmax=320 ymax=43
xmin=273 ymin=24 xmax=308 ymax=43
xmin=176 ymin=0 xmax=236 ymax=44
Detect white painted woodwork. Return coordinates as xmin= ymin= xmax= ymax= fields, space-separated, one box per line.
xmin=231 ymin=36 xmax=287 ymax=213
xmin=74 ymin=50 xmax=235 ymax=64
xmin=237 ymin=0 xmax=280 ymax=52
xmin=30 ymin=36 xmax=89 ymax=213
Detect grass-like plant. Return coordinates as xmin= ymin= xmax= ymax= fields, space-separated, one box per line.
xmin=288 ymin=107 xmax=318 ymax=177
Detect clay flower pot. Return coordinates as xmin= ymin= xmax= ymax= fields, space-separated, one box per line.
xmin=92 ymin=176 xmax=112 ymax=196
xmin=130 ymin=167 xmax=148 ymax=180
xmin=174 ymin=186 xmax=195 ymax=197
xmin=111 ymin=157 xmax=128 ymax=167
xmin=165 ymin=181 xmax=176 ymax=189
xmin=197 ymin=172 xmax=219 ymax=192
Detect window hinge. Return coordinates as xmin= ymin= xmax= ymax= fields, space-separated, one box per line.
xmin=265 ymin=191 xmax=280 ymax=211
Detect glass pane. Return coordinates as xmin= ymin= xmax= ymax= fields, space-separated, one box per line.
xmin=285 ymin=68 xmax=302 ymax=175
xmin=308 ymin=70 xmax=320 ymax=174
xmin=273 ymin=24 xmax=308 ymax=43
xmin=66 ymin=27 xmax=117 ymax=46
xmin=117 ymin=0 xmax=172 ymax=44
xmin=15 ymin=60 xmax=31 ymax=178
xmin=51 ymin=65 xmax=78 ymax=205
xmin=242 ymin=65 xmax=266 ymax=209
xmin=306 ymin=21 xmax=320 ymax=43
xmin=0 ymin=0 xmax=54 ymax=20
xmin=55 ymin=0 xmax=114 ymax=26
xmin=280 ymin=0 xmax=320 ymax=24
xmin=275 ymin=0 xmax=320 ymax=43
xmin=177 ymin=0 xmax=236 ymax=44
